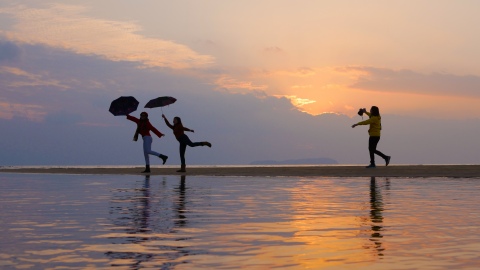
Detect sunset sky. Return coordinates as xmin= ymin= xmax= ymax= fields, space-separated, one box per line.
xmin=2 ymin=1 xmax=480 ymax=165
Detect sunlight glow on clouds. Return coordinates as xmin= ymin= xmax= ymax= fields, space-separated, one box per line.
xmin=339 ymin=66 xmax=480 ymax=98
xmin=0 ymin=66 xmax=69 ymax=89
xmin=0 ymin=4 xmax=214 ymax=69
xmin=0 ymin=100 xmax=46 ymax=121
xmin=277 ymin=95 xmax=316 ymax=107
xmin=214 ymin=74 xmax=268 ymax=91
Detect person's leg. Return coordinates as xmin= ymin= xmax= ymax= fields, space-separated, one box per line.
xmin=368 ymin=136 xmax=381 ymax=166
xmin=372 ymin=137 xmax=391 ymax=166
xmin=182 ymin=134 xmax=212 ymax=148
xmin=142 ymin=136 xmax=151 ymax=173
xmin=179 ymin=143 xmax=187 ymax=166
xmin=143 ymin=136 xmax=168 ymax=164
xmin=143 ymin=136 xmax=151 ymax=165
xmin=177 ymin=142 xmax=187 ymax=172
xmin=183 ymin=135 xmax=202 ymax=147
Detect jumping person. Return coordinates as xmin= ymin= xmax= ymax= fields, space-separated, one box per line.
xmin=352 ymin=106 xmax=391 ymax=168
xmin=127 ymin=112 xmax=168 ymax=173
xmin=162 ymin=114 xmax=211 ymax=172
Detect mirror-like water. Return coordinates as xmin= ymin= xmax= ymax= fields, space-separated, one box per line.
xmin=0 ymin=173 xmax=479 ymax=269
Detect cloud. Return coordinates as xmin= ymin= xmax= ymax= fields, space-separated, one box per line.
xmin=214 ymin=74 xmax=268 ymax=91
xmin=263 ymin=46 xmax=284 ymax=54
xmin=276 ymin=95 xmax=316 ymax=107
xmin=272 ymin=67 xmax=316 ymax=78
xmin=0 ymin=4 xmax=214 ymax=69
xmin=0 ymin=66 xmax=69 ymax=89
xmin=0 ymin=100 xmax=46 ymax=121
xmin=0 ymin=39 xmax=21 ymax=62
xmin=340 ymin=66 xmax=480 ymax=98
xmin=2 ymin=44 xmax=480 ymax=166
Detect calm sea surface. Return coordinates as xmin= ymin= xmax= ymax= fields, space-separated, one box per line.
xmin=0 ymin=173 xmax=479 ymax=269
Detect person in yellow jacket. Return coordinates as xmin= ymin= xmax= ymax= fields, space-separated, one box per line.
xmin=352 ymin=106 xmax=391 ymax=168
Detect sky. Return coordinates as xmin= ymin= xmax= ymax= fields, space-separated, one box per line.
xmin=1 ymin=1 xmax=480 ymax=166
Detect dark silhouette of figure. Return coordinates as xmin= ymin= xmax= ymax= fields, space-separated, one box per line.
xmin=162 ymin=114 xmax=211 ymax=172
xmin=174 ymin=175 xmax=188 ymax=227
xmin=106 ymin=175 xmax=191 ymax=268
xmin=352 ymin=106 xmax=391 ymax=168
xmin=127 ymin=111 xmax=168 ymax=173
xmin=369 ymin=177 xmax=384 ymax=256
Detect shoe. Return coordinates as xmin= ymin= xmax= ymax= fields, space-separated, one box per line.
xmin=177 ymin=165 xmax=186 ymax=172
xmin=366 ymin=164 xmax=376 ymax=168
xmin=385 ymin=156 xmax=391 ymax=166
xmin=159 ymin=154 xmax=168 ymax=165
xmin=142 ymin=165 xmax=151 ymax=173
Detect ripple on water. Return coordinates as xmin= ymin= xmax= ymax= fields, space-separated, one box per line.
xmin=0 ymin=174 xmax=479 ymax=269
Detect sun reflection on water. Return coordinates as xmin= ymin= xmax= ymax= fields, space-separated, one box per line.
xmin=0 ymin=174 xmax=480 ymax=269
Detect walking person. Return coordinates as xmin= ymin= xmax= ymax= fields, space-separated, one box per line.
xmin=352 ymin=106 xmax=391 ymax=168
xmin=162 ymin=114 xmax=212 ymax=172
xmin=127 ymin=112 xmax=168 ymax=173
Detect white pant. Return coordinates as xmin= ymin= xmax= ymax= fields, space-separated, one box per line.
xmin=142 ymin=136 xmax=160 ymax=165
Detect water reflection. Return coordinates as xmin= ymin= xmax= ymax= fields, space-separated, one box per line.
xmin=105 ymin=175 xmax=191 ymax=268
xmin=368 ymin=177 xmax=390 ymax=257
xmin=175 ymin=175 xmax=187 ymax=227
xmin=2 ymin=174 xmax=480 ymax=269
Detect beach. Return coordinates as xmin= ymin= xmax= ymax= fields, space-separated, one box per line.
xmin=1 ymin=164 xmax=480 ymax=177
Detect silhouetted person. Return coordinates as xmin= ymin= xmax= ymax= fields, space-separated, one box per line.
xmin=162 ymin=114 xmax=211 ymax=172
xmin=127 ymin=111 xmax=168 ymax=173
xmin=352 ymin=106 xmax=391 ymax=168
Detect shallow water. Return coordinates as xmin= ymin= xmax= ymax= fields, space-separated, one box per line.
xmin=0 ymin=174 xmax=479 ymax=269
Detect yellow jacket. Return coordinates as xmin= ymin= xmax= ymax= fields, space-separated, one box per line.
xmin=357 ymin=112 xmax=382 ymax=136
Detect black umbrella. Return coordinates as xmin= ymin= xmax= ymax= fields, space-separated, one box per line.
xmin=145 ymin=96 xmax=177 ymax=113
xmin=144 ymin=96 xmax=177 ymax=108
xmin=109 ymin=96 xmax=139 ymax=116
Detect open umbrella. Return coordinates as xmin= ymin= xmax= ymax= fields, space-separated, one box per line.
xmin=144 ymin=96 xmax=177 ymax=113
xmin=145 ymin=96 xmax=177 ymax=108
xmin=109 ymin=96 xmax=139 ymax=116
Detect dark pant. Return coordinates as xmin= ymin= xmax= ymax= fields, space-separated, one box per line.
xmin=178 ymin=134 xmax=202 ymax=165
xmin=368 ymin=136 xmax=387 ymax=165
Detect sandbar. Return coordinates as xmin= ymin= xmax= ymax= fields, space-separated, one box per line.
xmin=1 ymin=165 xmax=480 ymax=177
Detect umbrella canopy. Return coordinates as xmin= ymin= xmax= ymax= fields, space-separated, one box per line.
xmin=109 ymin=96 xmax=139 ymax=116
xmin=144 ymin=96 xmax=177 ymax=108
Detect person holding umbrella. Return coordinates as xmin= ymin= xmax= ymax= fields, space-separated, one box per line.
xmin=127 ymin=112 xmax=168 ymax=173
xmin=352 ymin=106 xmax=391 ymax=168
xmin=162 ymin=114 xmax=211 ymax=172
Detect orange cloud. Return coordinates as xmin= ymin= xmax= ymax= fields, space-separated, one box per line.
xmin=0 ymin=100 xmax=46 ymax=121
xmin=214 ymin=74 xmax=268 ymax=91
xmin=0 ymin=66 xmax=69 ymax=89
xmin=276 ymin=95 xmax=316 ymax=107
xmin=0 ymin=4 xmax=214 ymax=69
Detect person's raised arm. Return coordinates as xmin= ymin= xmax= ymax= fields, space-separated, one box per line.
xmin=162 ymin=114 xmax=173 ymax=129
xmin=352 ymin=118 xmax=373 ymax=128
xmin=126 ymin=114 xmax=139 ymax=123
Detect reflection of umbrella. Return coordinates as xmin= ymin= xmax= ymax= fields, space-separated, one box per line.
xmin=109 ymin=96 xmax=139 ymax=116
xmin=144 ymin=96 xmax=177 ymax=109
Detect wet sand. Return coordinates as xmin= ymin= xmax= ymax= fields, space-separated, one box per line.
xmin=1 ymin=165 xmax=480 ymax=177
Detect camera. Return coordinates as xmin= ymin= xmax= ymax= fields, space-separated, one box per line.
xmin=357 ymin=108 xmax=366 ymax=116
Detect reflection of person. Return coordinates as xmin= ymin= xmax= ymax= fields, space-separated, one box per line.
xmin=352 ymin=106 xmax=391 ymax=168
xmin=162 ymin=114 xmax=211 ymax=172
xmin=369 ymin=177 xmax=384 ymax=256
xmin=127 ymin=112 xmax=168 ymax=173
xmin=175 ymin=175 xmax=187 ymax=227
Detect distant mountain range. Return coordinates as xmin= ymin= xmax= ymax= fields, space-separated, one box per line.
xmin=250 ymin=158 xmax=338 ymax=165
